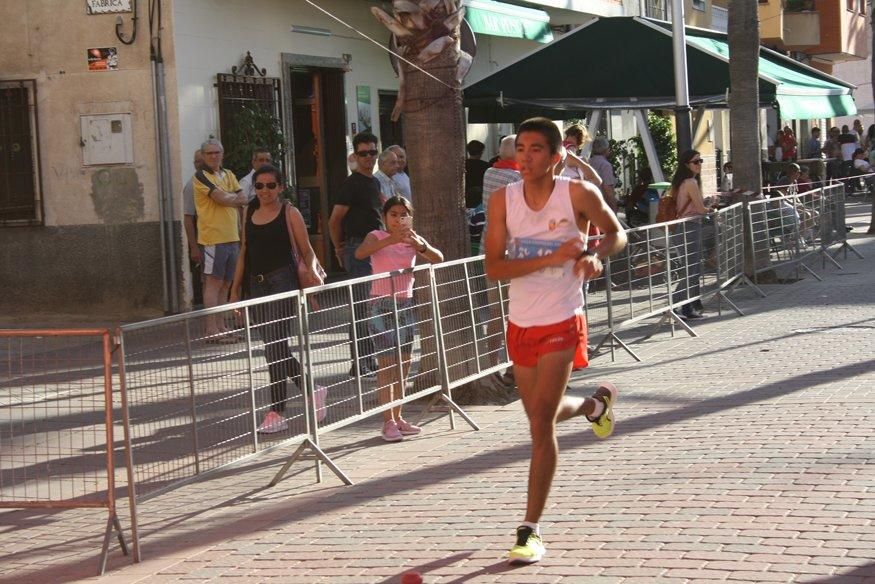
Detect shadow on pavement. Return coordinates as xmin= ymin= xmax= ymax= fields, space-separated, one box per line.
xmin=5 ymin=354 xmax=874 ymax=583
xmin=806 ymin=562 xmax=875 ymax=582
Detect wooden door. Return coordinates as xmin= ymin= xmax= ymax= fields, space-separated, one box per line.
xmin=289 ymin=67 xmax=347 ymax=273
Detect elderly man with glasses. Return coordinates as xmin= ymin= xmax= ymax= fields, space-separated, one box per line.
xmin=329 ymin=132 xmax=383 ymax=377
xmin=192 ymin=138 xmax=249 ymax=340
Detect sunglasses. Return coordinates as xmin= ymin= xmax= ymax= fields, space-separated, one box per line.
xmin=689 ymin=159 xmax=704 ymax=164
xmin=254 ymin=182 xmax=278 ymax=190
xmin=356 ymin=149 xmax=379 ymax=157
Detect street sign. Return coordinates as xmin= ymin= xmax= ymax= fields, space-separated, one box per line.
xmin=86 ymin=0 xmax=132 ymax=14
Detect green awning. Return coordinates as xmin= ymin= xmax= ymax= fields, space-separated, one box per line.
xmin=774 ymin=93 xmax=857 ymax=119
xmin=463 ymin=17 xmax=856 ymax=122
xmin=686 ymin=34 xmax=857 ymax=119
xmin=462 ymin=0 xmax=553 ymax=44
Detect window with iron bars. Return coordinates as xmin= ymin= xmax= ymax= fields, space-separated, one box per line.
xmin=0 ymin=80 xmax=42 ymax=226
xmin=846 ymin=0 xmax=865 ymax=13
xmin=644 ymin=0 xmax=669 ymax=21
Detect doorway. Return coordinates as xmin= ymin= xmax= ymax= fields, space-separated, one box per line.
xmin=288 ymin=67 xmax=347 ymax=272
xmin=378 ymin=90 xmax=404 ymax=149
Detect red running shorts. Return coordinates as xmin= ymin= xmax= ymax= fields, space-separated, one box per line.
xmin=506 ymin=314 xmax=589 ymax=369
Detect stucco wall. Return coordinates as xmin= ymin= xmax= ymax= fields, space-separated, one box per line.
xmin=172 ymin=0 xmax=408 ymax=185
xmin=0 ymin=1 xmax=171 ymax=315
xmin=171 ymin=0 xmax=611 ymax=179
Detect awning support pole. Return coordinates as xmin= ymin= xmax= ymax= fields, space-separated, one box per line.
xmin=672 ymin=0 xmax=693 ymax=155
xmin=634 ymin=110 xmax=666 ymax=183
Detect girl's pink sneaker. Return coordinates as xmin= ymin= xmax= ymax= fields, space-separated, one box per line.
xmin=382 ymin=420 xmax=403 ymax=442
xmin=396 ymin=418 xmax=421 ymax=436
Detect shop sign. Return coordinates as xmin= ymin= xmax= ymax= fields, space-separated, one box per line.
xmin=86 ymin=0 xmax=132 ymax=14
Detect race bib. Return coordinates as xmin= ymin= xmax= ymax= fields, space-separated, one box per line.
xmin=510 ymin=238 xmax=568 ymax=279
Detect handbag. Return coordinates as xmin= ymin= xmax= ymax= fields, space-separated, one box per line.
xmin=285 ymin=202 xmax=327 ymax=289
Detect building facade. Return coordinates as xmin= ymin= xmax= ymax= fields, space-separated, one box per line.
xmin=0 ymin=1 xmax=173 ymax=315
xmin=0 ymin=0 xmax=637 ymax=315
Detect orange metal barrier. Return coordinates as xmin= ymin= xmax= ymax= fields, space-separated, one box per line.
xmin=0 ymin=329 xmax=129 ymax=575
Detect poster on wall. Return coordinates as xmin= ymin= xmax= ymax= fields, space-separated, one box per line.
xmin=356 ymin=86 xmax=372 ymax=134
xmin=87 ymin=48 xmax=119 ymax=71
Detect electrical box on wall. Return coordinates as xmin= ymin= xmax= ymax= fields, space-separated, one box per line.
xmin=80 ymin=113 xmax=133 ymax=166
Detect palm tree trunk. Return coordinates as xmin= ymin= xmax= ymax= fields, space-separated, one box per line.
xmin=401 ymin=53 xmax=468 ymax=258
xmin=373 ymin=3 xmax=476 ymax=395
xmin=728 ymin=1 xmax=773 ymax=279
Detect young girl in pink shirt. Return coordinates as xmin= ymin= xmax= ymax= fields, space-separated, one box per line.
xmin=355 ymin=196 xmax=443 ymax=442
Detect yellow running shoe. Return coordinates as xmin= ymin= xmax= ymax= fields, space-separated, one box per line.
xmin=586 ymin=382 xmax=618 ymax=439
xmin=508 ymin=526 xmax=545 ymax=565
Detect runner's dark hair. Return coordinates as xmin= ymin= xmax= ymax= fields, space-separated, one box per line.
xmin=516 ymin=117 xmax=562 ymax=154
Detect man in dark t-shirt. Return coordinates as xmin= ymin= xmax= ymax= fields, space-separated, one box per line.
xmin=329 ymin=132 xmax=383 ymax=376
xmin=465 ymin=140 xmax=490 ymax=209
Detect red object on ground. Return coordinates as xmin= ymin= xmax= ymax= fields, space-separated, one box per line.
xmin=401 ymin=571 xmax=423 ymax=584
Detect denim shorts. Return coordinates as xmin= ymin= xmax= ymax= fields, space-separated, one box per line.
xmin=368 ymin=297 xmax=416 ymax=355
xmin=201 ymin=242 xmax=240 ymax=281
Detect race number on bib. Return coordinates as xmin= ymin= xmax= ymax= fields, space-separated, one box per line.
xmin=510 ymin=238 xmax=568 ymax=279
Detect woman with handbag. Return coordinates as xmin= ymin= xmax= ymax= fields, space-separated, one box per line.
xmin=230 ymin=164 xmax=327 ymax=434
xmin=669 ymin=150 xmax=711 ymax=320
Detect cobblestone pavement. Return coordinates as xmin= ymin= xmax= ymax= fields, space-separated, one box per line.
xmin=3 ymin=206 xmax=875 ymax=584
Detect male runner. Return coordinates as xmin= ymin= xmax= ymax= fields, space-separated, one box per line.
xmin=483 ymin=117 xmax=627 ymax=564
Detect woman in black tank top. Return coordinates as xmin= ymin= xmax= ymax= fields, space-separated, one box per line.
xmin=230 ymin=165 xmax=324 ymax=434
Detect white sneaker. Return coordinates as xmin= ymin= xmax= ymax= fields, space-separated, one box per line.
xmin=257 ymin=410 xmax=288 ymax=434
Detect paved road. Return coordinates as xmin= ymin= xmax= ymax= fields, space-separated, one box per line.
xmin=3 ymin=205 xmax=874 ymax=584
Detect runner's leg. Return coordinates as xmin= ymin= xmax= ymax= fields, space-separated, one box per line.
xmin=515 ymin=347 xmax=575 ymax=524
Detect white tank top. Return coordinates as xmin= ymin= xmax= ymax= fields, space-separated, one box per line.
xmin=505 ymin=176 xmax=584 ymax=327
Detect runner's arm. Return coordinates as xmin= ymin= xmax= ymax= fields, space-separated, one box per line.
xmin=570 ymin=180 xmax=627 ymax=278
xmin=483 ymin=188 xmax=582 ymax=281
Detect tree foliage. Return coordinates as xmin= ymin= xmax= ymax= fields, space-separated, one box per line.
xmin=223 ymin=106 xmax=286 ymax=178
xmin=607 ymin=112 xmax=678 ymax=184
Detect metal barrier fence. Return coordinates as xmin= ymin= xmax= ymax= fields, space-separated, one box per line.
xmin=117 ymin=292 xmax=315 ymax=562
xmin=747 ymin=183 xmax=862 ymax=285
xmin=0 ymin=329 xmax=128 ymax=575
xmin=586 ymin=202 xmax=752 ymax=361
xmin=116 ymin=261 xmax=497 ymax=560
xmin=824 ymin=181 xmax=865 ymax=262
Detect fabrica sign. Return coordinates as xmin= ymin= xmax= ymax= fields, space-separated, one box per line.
xmin=86 ymin=0 xmax=133 ymax=14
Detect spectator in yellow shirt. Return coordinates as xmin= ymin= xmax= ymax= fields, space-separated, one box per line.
xmin=193 ymin=138 xmax=248 ymax=340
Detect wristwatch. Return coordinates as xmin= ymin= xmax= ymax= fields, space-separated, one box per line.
xmin=418 ymin=243 xmax=428 ymax=253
